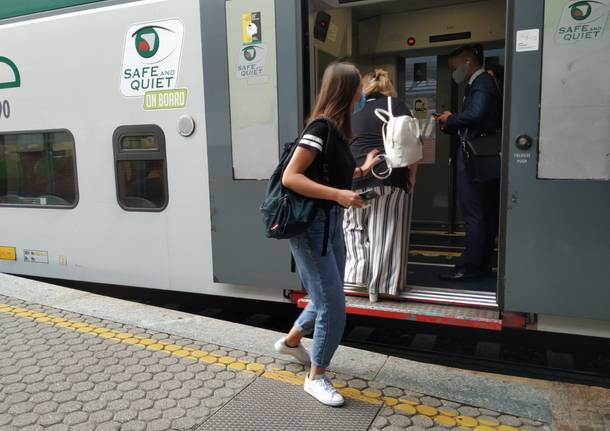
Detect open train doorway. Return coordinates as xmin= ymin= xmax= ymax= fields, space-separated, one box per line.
xmin=308 ymin=0 xmax=506 ymax=308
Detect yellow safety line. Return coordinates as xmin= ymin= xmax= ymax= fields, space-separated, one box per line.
xmin=409 ymin=249 xmax=462 ymax=258
xmin=0 ymin=303 xmax=524 ymax=430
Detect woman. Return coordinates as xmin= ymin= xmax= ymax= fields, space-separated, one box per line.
xmin=343 ymin=69 xmax=418 ymax=302
xmin=273 ymin=62 xmax=379 ymax=406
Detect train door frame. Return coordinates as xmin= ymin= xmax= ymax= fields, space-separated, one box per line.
xmin=201 ymin=0 xmax=305 ymax=291
xmin=307 ymin=0 xmax=508 ymax=309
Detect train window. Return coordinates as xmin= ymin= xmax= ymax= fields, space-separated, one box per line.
xmin=0 ymin=130 xmax=78 ymax=208
xmin=112 ymin=125 xmax=168 ymax=211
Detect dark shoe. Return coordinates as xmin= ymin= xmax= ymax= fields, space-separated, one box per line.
xmin=439 ymin=265 xmax=485 ymax=281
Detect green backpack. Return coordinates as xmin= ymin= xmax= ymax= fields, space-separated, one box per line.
xmin=260 ymin=118 xmax=332 ymax=248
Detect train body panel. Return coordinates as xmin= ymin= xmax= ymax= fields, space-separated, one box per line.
xmin=0 ymin=0 xmax=284 ymax=302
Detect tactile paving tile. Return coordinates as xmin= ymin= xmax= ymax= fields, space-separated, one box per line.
xmin=197 ymin=376 xmax=380 ymax=431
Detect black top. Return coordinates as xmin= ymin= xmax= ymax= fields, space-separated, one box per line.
xmin=350 ymin=94 xmax=411 ymax=192
xmin=297 ymin=119 xmax=355 ymax=205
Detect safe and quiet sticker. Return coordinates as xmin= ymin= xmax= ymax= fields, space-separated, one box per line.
xmin=120 ymin=19 xmax=184 ymax=97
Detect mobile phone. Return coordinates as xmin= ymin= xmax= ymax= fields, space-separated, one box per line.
xmin=359 ymin=190 xmax=380 ymax=201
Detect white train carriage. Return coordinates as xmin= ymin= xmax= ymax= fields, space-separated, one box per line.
xmin=0 ymin=0 xmax=609 ymax=337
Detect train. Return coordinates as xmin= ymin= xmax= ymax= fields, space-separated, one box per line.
xmin=0 ymin=0 xmax=608 ymax=338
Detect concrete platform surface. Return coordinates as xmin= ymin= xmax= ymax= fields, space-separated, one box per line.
xmin=0 ymin=274 xmax=607 ymax=430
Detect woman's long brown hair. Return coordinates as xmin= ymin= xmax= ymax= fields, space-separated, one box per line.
xmin=307 ymin=62 xmax=361 ymax=140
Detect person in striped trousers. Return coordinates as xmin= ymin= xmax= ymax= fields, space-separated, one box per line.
xmin=344 ymin=69 xmax=418 ymax=302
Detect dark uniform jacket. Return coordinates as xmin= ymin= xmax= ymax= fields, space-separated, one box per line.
xmin=446 ymin=70 xmax=501 ymax=140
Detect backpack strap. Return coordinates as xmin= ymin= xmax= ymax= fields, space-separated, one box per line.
xmin=374 ymin=108 xmax=390 ymax=123
xmin=311 ymin=117 xmax=333 ymax=185
xmin=321 ymin=207 xmax=331 ymax=256
xmin=387 ymin=96 xmax=393 ymax=117
xmin=304 ymin=117 xmax=334 ymax=257
xmin=318 ymin=118 xmax=333 ymax=257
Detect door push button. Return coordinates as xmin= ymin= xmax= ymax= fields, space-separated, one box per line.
xmin=515 ymin=134 xmax=533 ymax=150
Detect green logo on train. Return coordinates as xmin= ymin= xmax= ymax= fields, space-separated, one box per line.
xmin=242 ymin=46 xmax=258 ymax=61
xmin=556 ymin=0 xmax=609 ymax=43
xmin=135 ymin=26 xmax=160 ymax=58
xmin=569 ymin=1 xmax=600 ymax=20
xmin=0 ymin=57 xmax=20 ymax=89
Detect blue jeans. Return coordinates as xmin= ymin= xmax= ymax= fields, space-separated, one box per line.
xmin=289 ymin=206 xmax=346 ymax=369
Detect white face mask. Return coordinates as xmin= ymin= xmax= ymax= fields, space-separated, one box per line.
xmin=452 ymin=63 xmax=469 ymax=85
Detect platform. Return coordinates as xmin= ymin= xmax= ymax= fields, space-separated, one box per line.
xmin=0 ymin=274 xmax=607 ymax=430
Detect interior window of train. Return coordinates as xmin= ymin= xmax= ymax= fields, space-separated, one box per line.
xmin=0 ymin=130 xmax=78 ymax=208
xmin=112 ymin=125 xmax=168 ymax=212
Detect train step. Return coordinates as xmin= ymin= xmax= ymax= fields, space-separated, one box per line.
xmin=297 ymin=295 xmax=502 ymax=331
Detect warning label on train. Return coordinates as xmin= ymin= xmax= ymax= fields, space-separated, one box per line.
xmin=242 ymin=12 xmax=262 ymax=45
xmin=555 ymin=0 xmax=610 ymax=43
xmin=121 ymin=19 xmax=184 ymax=97
xmin=23 ymin=249 xmax=49 ymax=264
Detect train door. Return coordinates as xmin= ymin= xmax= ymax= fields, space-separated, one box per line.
xmin=309 ymin=0 xmax=506 ymax=307
xmin=501 ymin=0 xmax=610 ymax=323
xmin=205 ymin=0 xmax=609 ymax=328
xmin=201 ymin=0 xmax=304 ymax=290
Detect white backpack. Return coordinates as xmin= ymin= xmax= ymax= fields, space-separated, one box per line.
xmin=372 ymin=97 xmax=423 ymax=179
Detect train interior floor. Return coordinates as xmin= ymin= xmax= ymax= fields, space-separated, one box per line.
xmin=407 ymin=230 xmax=498 ymax=293
xmin=0 ymin=274 xmax=607 ymax=430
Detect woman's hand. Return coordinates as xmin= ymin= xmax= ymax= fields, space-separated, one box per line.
xmin=362 ymin=149 xmax=381 ymax=172
xmin=335 ymin=190 xmax=365 ymax=209
xmin=408 ymin=171 xmax=417 ymax=189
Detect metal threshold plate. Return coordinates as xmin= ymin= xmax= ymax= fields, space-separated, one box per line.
xmin=198 ymin=376 xmax=380 ymax=431
xmin=344 ymin=284 xmax=499 ymax=308
xmin=298 ymin=296 xmax=502 ymax=331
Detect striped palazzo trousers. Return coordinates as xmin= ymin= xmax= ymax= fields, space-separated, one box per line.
xmin=343 ymin=186 xmax=412 ymax=300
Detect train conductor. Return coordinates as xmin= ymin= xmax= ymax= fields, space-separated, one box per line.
xmin=435 ymin=44 xmax=502 ymax=281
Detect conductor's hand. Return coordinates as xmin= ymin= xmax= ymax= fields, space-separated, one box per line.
xmin=436 ymin=111 xmax=452 ymax=125
xmin=335 ymin=190 xmax=365 ymax=209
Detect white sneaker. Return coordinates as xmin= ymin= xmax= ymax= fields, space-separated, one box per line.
xmin=273 ymin=337 xmax=311 ymax=365
xmin=304 ymin=375 xmax=345 ymax=406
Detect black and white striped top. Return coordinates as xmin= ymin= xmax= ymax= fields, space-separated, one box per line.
xmin=296 ymin=119 xmax=355 ymax=197
xmin=297 ymin=121 xmax=327 ymax=153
